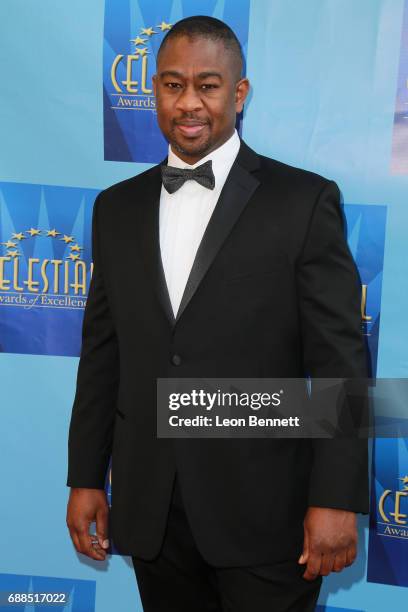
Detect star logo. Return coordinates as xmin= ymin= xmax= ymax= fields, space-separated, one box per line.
xmin=67 ymin=253 xmax=80 ymax=261
xmin=1 ymin=240 xmax=17 ymax=248
xmin=137 ymin=47 xmax=149 ymax=57
xmin=27 ymin=228 xmax=41 ymax=236
xmin=157 ymin=21 xmax=172 ymax=32
xmin=61 ymin=235 xmax=75 ymax=244
xmin=6 ymin=250 xmax=20 ymax=258
xmin=140 ymin=27 xmax=156 ymax=37
xmin=12 ymin=232 xmax=26 ymax=241
xmin=47 ymin=229 xmax=61 ymax=237
xmin=399 ymin=475 xmax=408 ymax=491
xmin=70 ymin=244 xmax=83 ymax=252
xmin=130 ymin=36 xmax=147 ymax=46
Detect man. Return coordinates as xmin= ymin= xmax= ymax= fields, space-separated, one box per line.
xmin=66 ymin=15 xmax=369 ymax=612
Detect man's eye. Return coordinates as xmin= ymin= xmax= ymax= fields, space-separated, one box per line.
xmin=201 ymin=84 xmax=218 ymax=89
xmin=165 ymin=82 xmax=182 ymax=88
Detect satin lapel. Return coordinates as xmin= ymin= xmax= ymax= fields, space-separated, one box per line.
xmin=175 ymin=140 xmax=261 ymax=324
xmin=137 ymin=161 xmax=176 ymax=327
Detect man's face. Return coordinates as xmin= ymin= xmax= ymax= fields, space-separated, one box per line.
xmin=152 ymin=35 xmax=250 ymax=164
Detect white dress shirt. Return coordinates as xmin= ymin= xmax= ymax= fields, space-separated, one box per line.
xmin=159 ymin=128 xmax=241 ymax=318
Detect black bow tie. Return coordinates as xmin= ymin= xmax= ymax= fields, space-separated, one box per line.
xmin=161 ymin=159 xmax=215 ymax=194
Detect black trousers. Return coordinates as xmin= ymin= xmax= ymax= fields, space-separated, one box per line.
xmin=131 ymin=475 xmax=321 ymax=612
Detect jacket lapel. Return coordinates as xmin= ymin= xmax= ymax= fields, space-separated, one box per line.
xmin=138 ymin=162 xmax=176 ymax=327
xmin=138 ymin=138 xmax=261 ymax=328
xmin=175 ymin=139 xmax=260 ymax=323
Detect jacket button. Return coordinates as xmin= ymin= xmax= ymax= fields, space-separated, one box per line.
xmin=171 ymin=354 xmax=182 ymax=366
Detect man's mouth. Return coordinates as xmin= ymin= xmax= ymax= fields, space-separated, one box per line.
xmin=174 ymin=121 xmax=209 ymax=137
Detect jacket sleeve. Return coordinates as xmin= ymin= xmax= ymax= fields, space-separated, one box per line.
xmin=66 ymin=191 xmax=120 ymax=489
xmin=296 ymin=180 xmax=369 ymax=513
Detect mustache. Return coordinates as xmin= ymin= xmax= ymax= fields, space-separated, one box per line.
xmin=172 ymin=118 xmax=210 ymax=126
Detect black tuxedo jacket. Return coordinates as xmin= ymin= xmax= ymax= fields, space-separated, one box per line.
xmin=67 ymin=137 xmax=369 ymax=566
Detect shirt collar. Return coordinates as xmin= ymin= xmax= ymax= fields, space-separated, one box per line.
xmin=167 ymin=129 xmax=240 ymax=173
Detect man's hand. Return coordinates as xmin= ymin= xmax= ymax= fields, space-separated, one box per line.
xmin=66 ymin=488 xmax=110 ymax=561
xmin=298 ymin=507 xmax=357 ymax=581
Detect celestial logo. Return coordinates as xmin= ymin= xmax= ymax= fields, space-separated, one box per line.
xmin=377 ymin=474 xmax=408 ymax=539
xmin=110 ymin=21 xmax=171 ymax=108
xmin=0 ymin=182 xmax=97 ymax=356
xmin=103 ymin=0 xmax=250 ymax=162
xmin=367 ymin=438 xmax=408 ymax=587
xmin=0 ymin=228 xmax=90 ymax=309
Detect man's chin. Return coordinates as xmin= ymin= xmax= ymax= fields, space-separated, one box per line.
xmin=170 ymin=133 xmax=212 ymax=159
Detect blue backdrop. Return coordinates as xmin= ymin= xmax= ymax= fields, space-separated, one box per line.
xmin=0 ymin=1 xmax=407 ymax=610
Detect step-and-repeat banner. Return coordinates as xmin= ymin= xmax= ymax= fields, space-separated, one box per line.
xmin=0 ymin=1 xmax=407 ymax=610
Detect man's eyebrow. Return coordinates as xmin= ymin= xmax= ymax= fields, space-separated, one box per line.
xmin=197 ymin=71 xmax=223 ymax=80
xmin=159 ymin=70 xmax=184 ymax=79
xmin=158 ymin=70 xmax=223 ymax=80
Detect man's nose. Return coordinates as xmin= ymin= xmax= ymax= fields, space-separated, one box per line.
xmin=176 ymin=84 xmax=204 ymax=112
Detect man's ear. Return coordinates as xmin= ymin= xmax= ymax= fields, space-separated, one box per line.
xmin=152 ymin=74 xmax=157 ymax=97
xmin=235 ymin=78 xmax=250 ymax=113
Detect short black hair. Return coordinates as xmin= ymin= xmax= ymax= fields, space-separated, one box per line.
xmin=157 ymin=15 xmax=244 ymax=79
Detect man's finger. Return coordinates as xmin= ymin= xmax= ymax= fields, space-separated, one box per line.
xmin=77 ymin=523 xmax=106 ymax=560
xmin=345 ymin=545 xmax=357 ymax=567
xmin=89 ymin=535 xmax=107 ymax=558
xmin=320 ymin=552 xmax=335 ymax=576
xmin=68 ymin=527 xmax=81 ymax=555
xmin=69 ymin=527 xmax=104 ymax=560
xmin=302 ymin=550 xmax=322 ymax=581
xmin=96 ymin=507 xmax=110 ymax=549
xmin=84 ymin=534 xmax=107 ymax=560
xmin=333 ymin=550 xmax=347 ymax=572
